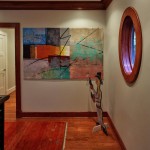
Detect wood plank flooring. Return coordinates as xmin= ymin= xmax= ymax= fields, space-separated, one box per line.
xmin=5 ymin=91 xmax=16 ymax=121
xmin=4 ymin=91 xmax=122 ymax=150
xmin=5 ymin=121 xmax=66 ymax=150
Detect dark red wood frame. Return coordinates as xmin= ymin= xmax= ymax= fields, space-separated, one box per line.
xmin=119 ymin=7 xmax=142 ymax=84
xmin=0 ymin=23 xmax=21 ymax=118
xmin=0 ymin=0 xmax=112 ymax=10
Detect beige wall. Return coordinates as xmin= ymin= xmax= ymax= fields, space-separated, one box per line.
xmin=0 ymin=10 xmax=106 ymax=112
xmin=6 ymin=29 xmax=16 ymax=93
xmin=105 ymin=0 xmax=150 ymax=149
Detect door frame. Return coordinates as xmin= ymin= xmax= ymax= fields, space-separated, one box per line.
xmin=0 ymin=23 xmax=21 ymax=118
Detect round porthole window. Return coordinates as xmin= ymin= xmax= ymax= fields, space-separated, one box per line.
xmin=119 ymin=7 xmax=142 ymax=84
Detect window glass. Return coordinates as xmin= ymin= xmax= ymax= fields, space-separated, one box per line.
xmin=130 ymin=27 xmax=136 ymax=68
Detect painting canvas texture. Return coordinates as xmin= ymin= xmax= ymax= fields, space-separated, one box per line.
xmin=23 ymin=28 xmax=103 ymax=80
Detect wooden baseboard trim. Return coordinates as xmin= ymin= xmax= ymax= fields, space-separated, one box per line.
xmin=18 ymin=111 xmax=108 ymax=118
xmin=7 ymin=86 xmax=16 ymax=95
xmin=106 ymin=112 xmax=126 ymax=150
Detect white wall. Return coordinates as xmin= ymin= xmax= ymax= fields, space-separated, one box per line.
xmin=0 ymin=29 xmax=16 ymax=94
xmin=0 ymin=10 xmax=106 ymax=112
xmin=105 ymin=0 xmax=150 ymax=150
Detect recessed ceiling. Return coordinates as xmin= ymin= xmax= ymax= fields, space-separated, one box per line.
xmin=0 ymin=0 xmax=112 ymax=10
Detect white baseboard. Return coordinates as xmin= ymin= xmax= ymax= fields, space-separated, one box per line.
xmin=7 ymin=86 xmax=16 ymax=94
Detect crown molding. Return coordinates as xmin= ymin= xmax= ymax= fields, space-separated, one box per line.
xmin=0 ymin=0 xmax=112 ymax=10
xmin=102 ymin=0 xmax=112 ymax=9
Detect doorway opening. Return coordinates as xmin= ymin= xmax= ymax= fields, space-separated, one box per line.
xmin=0 ymin=28 xmax=16 ymax=120
xmin=0 ymin=23 xmax=21 ymax=118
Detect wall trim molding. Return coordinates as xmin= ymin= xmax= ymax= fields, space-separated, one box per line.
xmin=7 ymin=86 xmax=16 ymax=95
xmin=19 ymin=111 xmax=108 ymax=117
xmin=107 ymin=112 xmax=127 ymax=150
xmin=0 ymin=1 xmax=112 ymax=10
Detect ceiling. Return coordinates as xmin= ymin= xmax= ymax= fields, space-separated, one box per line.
xmin=0 ymin=0 xmax=112 ymax=10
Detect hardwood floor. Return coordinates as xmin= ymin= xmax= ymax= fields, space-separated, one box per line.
xmin=5 ymin=121 xmax=66 ymax=150
xmin=5 ymin=91 xmax=16 ymax=121
xmin=4 ymin=92 xmax=122 ymax=150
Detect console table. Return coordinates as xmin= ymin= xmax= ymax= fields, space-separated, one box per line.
xmin=0 ymin=95 xmax=10 ymax=150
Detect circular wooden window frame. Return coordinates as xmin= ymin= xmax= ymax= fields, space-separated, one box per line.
xmin=119 ymin=7 xmax=142 ymax=84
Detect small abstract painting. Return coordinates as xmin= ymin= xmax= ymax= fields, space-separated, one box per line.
xmin=23 ymin=28 xmax=103 ymax=80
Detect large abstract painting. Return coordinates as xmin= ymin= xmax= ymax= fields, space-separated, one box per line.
xmin=23 ymin=28 xmax=103 ymax=80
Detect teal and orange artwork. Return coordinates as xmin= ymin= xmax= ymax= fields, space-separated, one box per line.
xmin=23 ymin=28 xmax=103 ymax=80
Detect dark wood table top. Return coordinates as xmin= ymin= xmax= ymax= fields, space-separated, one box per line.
xmin=0 ymin=95 xmax=10 ymax=105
